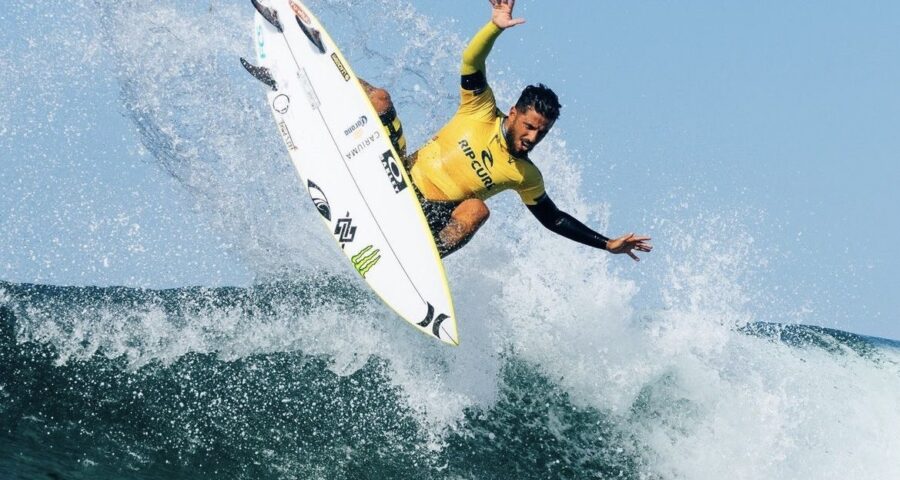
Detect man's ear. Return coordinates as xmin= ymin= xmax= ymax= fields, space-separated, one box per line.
xmin=508 ymin=106 xmax=517 ymax=120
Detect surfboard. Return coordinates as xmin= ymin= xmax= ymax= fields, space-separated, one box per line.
xmin=244 ymin=0 xmax=458 ymax=345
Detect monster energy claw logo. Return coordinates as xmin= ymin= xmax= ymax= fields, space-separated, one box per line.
xmin=351 ymin=245 xmax=381 ymax=277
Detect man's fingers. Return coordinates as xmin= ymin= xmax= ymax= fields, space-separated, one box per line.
xmin=508 ymin=18 xmax=526 ymax=26
xmin=609 ymin=234 xmax=653 ymax=258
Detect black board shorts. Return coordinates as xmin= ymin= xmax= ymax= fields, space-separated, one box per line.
xmin=412 ymin=182 xmax=460 ymax=238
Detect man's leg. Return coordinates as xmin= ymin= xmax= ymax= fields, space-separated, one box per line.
xmin=436 ymin=199 xmax=490 ymax=257
xmin=360 ymin=79 xmax=391 ymax=113
xmin=359 ymin=79 xmax=407 ymax=158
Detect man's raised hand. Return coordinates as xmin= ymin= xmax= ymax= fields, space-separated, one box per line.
xmin=489 ymin=0 xmax=525 ymax=29
xmin=606 ymin=234 xmax=653 ymax=262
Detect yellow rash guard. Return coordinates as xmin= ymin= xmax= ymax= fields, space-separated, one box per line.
xmin=409 ymin=22 xmax=546 ymax=205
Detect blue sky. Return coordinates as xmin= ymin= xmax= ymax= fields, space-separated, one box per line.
xmin=423 ymin=1 xmax=900 ymax=338
xmin=2 ymin=1 xmax=897 ymax=338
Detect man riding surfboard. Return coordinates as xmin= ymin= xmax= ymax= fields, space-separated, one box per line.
xmin=364 ymin=0 xmax=652 ymax=260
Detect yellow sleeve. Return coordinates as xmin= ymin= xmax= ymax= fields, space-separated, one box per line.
xmin=460 ymin=21 xmax=503 ymax=76
xmin=516 ymin=168 xmax=546 ymax=205
xmin=457 ymin=22 xmax=503 ymax=120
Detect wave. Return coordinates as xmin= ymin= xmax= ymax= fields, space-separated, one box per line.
xmin=2 ymin=280 xmax=899 ymax=479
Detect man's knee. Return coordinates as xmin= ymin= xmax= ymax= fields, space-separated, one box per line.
xmin=367 ymin=87 xmax=393 ymax=115
xmin=436 ymin=199 xmax=489 ymax=257
xmin=456 ymin=199 xmax=490 ymax=226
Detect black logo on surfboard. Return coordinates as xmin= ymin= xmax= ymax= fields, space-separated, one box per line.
xmin=272 ymin=94 xmax=290 ymax=114
xmin=307 ymin=180 xmax=331 ymax=220
xmin=418 ymin=303 xmax=450 ymax=339
xmin=334 ymin=212 xmax=357 ymax=248
xmin=381 ymin=150 xmax=407 ymax=193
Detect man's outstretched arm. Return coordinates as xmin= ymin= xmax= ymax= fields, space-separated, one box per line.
xmin=460 ymin=0 xmax=525 ymax=90
xmin=527 ymin=195 xmax=653 ymax=261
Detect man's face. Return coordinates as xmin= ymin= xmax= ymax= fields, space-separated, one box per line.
xmin=505 ymin=106 xmax=554 ymax=157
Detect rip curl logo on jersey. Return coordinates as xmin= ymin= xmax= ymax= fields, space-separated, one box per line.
xmin=481 ymin=149 xmax=494 ymax=168
xmin=306 ymin=180 xmax=330 ymax=221
xmin=459 ymin=139 xmax=476 ymax=160
xmin=343 ymin=116 xmax=368 ymax=137
xmin=334 ymin=212 xmax=356 ymax=248
xmin=351 ymin=245 xmax=381 ymax=278
xmin=381 ymin=150 xmax=408 ymax=193
xmin=331 ymin=53 xmax=351 ymax=81
xmin=459 ymin=139 xmax=494 ymax=190
xmin=272 ymin=94 xmax=290 ymax=114
xmin=418 ymin=303 xmax=450 ymax=339
xmin=470 ymin=160 xmax=494 ymax=190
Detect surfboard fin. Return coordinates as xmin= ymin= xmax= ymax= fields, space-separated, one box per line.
xmin=251 ymin=0 xmax=283 ymax=32
xmin=240 ymin=57 xmax=277 ymax=90
xmin=296 ymin=18 xmax=326 ymax=54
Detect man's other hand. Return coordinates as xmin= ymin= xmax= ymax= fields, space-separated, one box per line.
xmin=606 ymin=233 xmax=653 ymax=261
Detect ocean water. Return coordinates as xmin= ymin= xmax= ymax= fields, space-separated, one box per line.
xmin=2 ymin=279 xmax=899 ymax=480
xmin=2 ymin=1 xmax=900 ymax=479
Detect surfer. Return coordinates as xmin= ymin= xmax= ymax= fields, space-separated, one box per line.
xmin=364 ymin=0 xmax=652 ymax=260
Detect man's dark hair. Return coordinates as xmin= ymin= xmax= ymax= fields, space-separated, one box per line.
xmin=515 ymin=84 xmax=561 ymax=121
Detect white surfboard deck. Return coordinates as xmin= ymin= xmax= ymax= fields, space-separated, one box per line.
xmin=251 ymin=0 xmax=458 ymax=345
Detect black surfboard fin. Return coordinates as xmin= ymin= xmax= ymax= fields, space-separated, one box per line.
xmin=296 ymin=18 xmax=326 ymax=54
xmin=251 ymin=0 xmax=283 ymax=32
xmin=240 ymin=57 xmax=277 ymax=90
